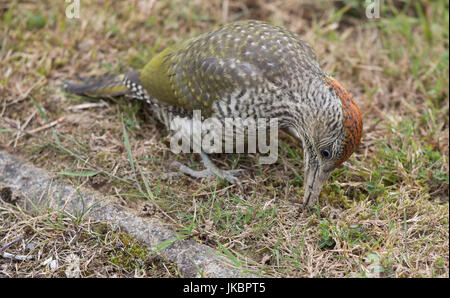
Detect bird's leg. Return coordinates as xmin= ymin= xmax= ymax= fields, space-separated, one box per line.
xmin=171 ymin=152 xmax=244 ymax=185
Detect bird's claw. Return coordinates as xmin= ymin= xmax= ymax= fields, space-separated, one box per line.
xmin=170 ymin=161 xmax=244 ymax=186
xmin=215 ymin=168 xmax=244 ymax=186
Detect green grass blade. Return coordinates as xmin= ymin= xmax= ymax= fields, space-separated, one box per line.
xmin=122 ymin=120 xmax=135 ymax=174
xmin=56 ymin=170 xmax=100 ymax=177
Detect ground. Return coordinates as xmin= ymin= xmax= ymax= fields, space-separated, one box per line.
xmin=0 ymin=0 xmax=448 ymax=277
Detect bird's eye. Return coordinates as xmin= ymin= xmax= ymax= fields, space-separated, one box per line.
xmin=321 ymin=148 xmax=332 ymax=159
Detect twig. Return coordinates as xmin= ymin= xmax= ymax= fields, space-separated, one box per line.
xmin=28 ymin=117 xmax=65 ymax=134
xmin=11 ymin=110 xmax=37 ymax=147
xmin=67 ymin=101 xmax=108 ymax=111
xmin=1 ymin=252 xmax=33 ymax=261
xmin=222 ymin=0 xmax=229 ymax=23
xmin=0 ymin=236 xmax=23 ymax=253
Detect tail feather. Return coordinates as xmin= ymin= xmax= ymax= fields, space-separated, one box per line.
xmin=64 ymin=74 xmax=129 ymax=98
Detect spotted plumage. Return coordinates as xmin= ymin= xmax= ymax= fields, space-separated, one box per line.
xmin=64 ymin=20 xmax=363 ymax=209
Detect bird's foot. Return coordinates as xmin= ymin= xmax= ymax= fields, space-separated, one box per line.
xmin=170 ymin=152 xmax=244 ymax=186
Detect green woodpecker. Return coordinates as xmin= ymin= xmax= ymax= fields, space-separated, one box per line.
xmin=65 ymin=20 xmax=363 ymax=209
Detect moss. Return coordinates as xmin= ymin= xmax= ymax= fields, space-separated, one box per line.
xmin=322 ymin=184 xmax=352 ymax=209
xmin=109 ymin=233 xmax=149 ymax=271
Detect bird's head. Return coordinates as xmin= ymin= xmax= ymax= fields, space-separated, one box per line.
xmin=291 ymin=77 xmax=363 ymax=209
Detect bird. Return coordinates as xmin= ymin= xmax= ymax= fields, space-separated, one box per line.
xmin=64 ymin=20 xmax=363 ymax=209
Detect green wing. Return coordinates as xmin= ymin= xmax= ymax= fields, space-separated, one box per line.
xmin=140 ymin=20 xmax=321 ymax=116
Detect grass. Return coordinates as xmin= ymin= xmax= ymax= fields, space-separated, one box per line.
xmin=0 ymin=0 xmax=448 ymax=277
xmin=0 ymin=187 xmax=181 ymax=277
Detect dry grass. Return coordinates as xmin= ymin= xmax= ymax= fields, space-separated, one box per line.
xmin=0 ymin=0 xmax=448 ymax=277
xmin=0 ymin=187 xmax=180 ymax=277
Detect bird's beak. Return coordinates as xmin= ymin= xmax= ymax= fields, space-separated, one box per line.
xmin=302 ymin=161 xmax=330 ymax=209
